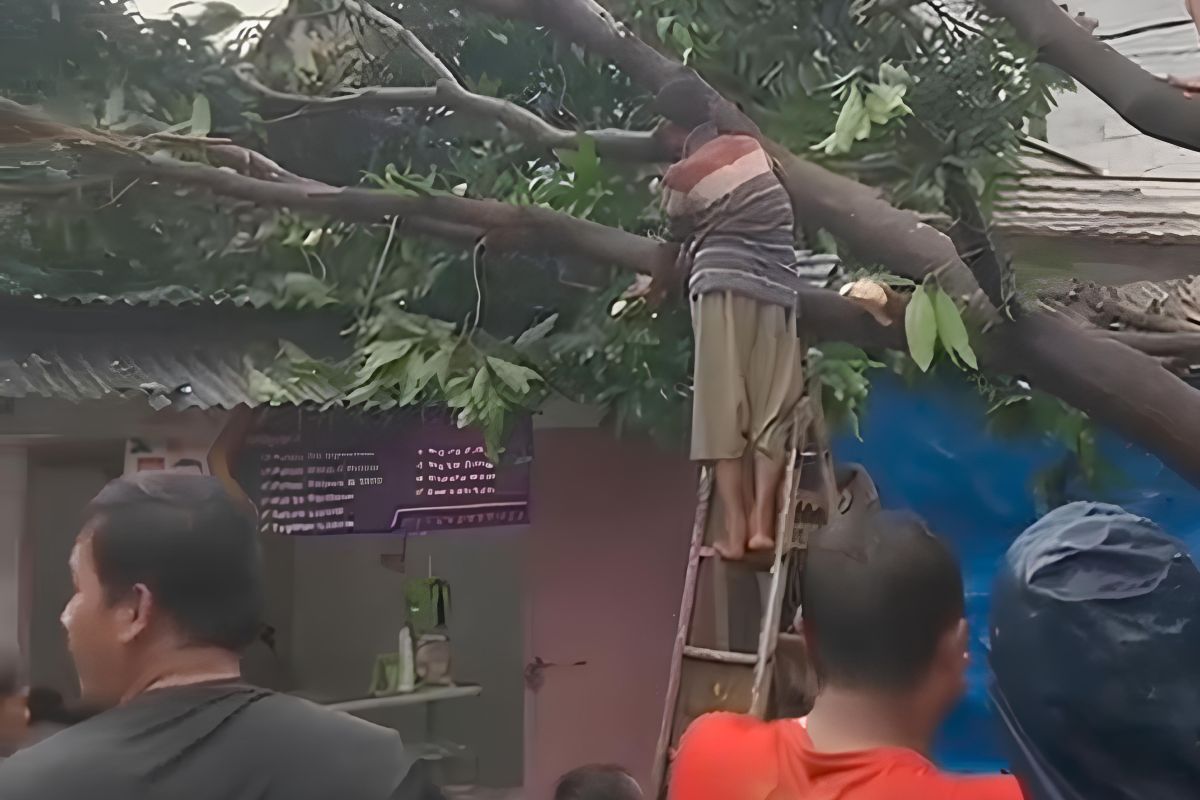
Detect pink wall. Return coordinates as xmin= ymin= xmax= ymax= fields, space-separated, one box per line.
xmin=524 ymin=428 xmax=697 ymax=799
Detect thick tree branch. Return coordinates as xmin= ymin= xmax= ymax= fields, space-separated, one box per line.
xmin=340 ymin=0 xmax=456 ymax=82
xmin=1107 ymin=331 xmax=1200 ymax=361
xmin=981 ymin=0 xmax=1200 ymax=154
xmin=458 ymin=0 xmax=1200 ymax=486
xmin=235 ymin=66 xmax=676 ymax=161
xmin=143 ymin=155 xmax=676 ymax=273
xmin=457 ymin=0 xmax=999 ymax=329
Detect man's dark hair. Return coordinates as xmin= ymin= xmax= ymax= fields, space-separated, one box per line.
xmin=554 ymin=765 xmax=641 ymax=800
xmin=801 ymin=510 xmax=964 ymax=692
xmin=85 ymin=471 xmax=263 ymax=652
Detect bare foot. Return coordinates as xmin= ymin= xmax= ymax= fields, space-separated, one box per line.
xmin=750 ymin=497 xmax=777 ymax=549
xmin=747 ymin=531 xmax=776 ymax=553
xmin=748 ymin=497 xmax=776 ymax=551
xmin=713 ymin=539 xmax=746 ymax=560
xmin=715 ymin=511 xmax=747 ymax=559
xmin=749 ymin=452 xmax=783 ymax=552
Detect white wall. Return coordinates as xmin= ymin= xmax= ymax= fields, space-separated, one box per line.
xmin=1049 ymin=1 xmax=1200 ymax=176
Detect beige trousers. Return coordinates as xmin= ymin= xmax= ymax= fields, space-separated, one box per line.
xmin=690 ymin=291 xmax=804 ymax=462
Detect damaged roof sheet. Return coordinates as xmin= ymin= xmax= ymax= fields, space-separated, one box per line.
xmin=0 ymin=295 xmax=347 ymax=410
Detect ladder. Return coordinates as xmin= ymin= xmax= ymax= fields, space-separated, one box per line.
xmin=650 ymin=377 xmax=840 ymax=797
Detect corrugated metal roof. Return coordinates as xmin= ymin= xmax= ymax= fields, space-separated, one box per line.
xmin=37 ymin=285 xmax=324 ymax=310
xmin=0 ymin=296 xmax=347 ymax=410
xmin=996 ymin=155 xmax=1200 ymax=243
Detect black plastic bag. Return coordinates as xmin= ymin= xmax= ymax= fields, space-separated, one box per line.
xmin=988 ymin=502 xmax=1200 ymax=800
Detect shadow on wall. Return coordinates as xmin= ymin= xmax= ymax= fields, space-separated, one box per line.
xmin=835 ymin=372 xmax=1200 ymax=772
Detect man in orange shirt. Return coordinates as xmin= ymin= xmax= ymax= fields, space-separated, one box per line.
xmin=669 ymin=511 xmax=1022 ymax=800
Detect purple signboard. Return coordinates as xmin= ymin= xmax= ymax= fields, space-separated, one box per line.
xmin=235 ymin=409 xmax=532 ymax=534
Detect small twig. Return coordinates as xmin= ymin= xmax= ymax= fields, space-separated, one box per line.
xmin=234 ymin=64 xmax=673 ymax=161
xmin=1019 ymin=135 xmax=1104 ymax=175
xmin=362 ymin=215 xmax=399 ymax=323
xmin=95 ymin=177 xmax=140 ymax=209
xmin=1098 ymin=18 xmax=1193 ymax=41
xmin=340 ymin=0 xmax=457 ymax=83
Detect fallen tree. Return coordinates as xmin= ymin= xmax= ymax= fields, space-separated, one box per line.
xmin=4 ymin=0 xmax=1200 ymax=484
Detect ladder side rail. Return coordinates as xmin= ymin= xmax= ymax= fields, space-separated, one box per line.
xmin=650 ymin=466 xmax=714 ymax=796
xmin=749 ymin=405 xmax=809 ymax=716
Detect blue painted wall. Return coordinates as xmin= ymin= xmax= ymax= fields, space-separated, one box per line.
xmin=833 ymin=373 xmax=1200 ymax=772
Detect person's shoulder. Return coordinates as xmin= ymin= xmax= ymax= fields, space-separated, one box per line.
xmin=891 ymin=764 xmax=1023 ymax=800
xmin=941 ymin=773 xmax=1024 ymax=800
xmin=0 ymin=725 xmax=129 ymax=797
xmin=680 ymin=712 xmax=805 ymax=748
xmin=252 ymin=692 xmax=404 ymax=746
xmin=682 ymin=711 xmax=767 ymax=738
xmin=673 ymin=714 xmax=794 ymax=780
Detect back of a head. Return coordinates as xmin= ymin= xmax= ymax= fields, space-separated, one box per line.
xmin=555 ymin=765 xmax=643 ymax=800
xmin=990 ymin=502 xmax=1200 ymax=800
xmin=801 ymin=510 xmax=964 ymax=692
xmin=86 ymin=471 xmax=263 ymax=652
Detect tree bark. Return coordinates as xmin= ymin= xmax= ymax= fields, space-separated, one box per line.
xmin=461 ymin=0 xmax=1200 ymax=487
xmin=981 ymin=0 xmax=1200 ymax=154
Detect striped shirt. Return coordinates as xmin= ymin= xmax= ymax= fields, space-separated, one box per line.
xmin=662 ymin=133 xmax=802 ymax=308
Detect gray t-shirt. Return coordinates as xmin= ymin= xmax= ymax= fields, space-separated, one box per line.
xmin=0 ymin=684 xmax=440 ymax=800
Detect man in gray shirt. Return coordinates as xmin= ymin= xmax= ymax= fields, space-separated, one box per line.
xmin=0 ymin=472 xmax=438 ymax=800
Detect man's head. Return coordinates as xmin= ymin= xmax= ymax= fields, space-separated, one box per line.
xmin=801 ymin=511 xmax=967 ymax=714
xmin=555 ymin=765 xmax=643 ymax=800
xmin=62 ymin=472 xmax=263 ymax=706
xmin=652 ymin=76 xmax=761 ymax=139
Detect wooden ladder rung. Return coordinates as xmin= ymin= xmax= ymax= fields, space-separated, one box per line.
xmin=697 ymin=547 xmax=777 ymax=571
xmin=682 ymin=646 xmax=759 ymax=666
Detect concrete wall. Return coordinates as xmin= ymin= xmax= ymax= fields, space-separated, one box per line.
xmin=1049 ymin=1 xmax=1200 ymax=175
xmin=5 ymin=397 xmax=698 ymax=797
xmin=522 ymin=429 xmax=696 ymax=799
xmin=0 ymin=448 xmax=29 ymax=671
xmin=26 ymin=449 xmax=122 ymax=695
xmin=1 ymin=398 xmax=225 ymax=685
xmin=288 ymin=529 xmax=527 ymax=788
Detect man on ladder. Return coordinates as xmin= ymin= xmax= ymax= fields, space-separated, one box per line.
xmin=638 ymin=92 xmax=827 ymax=561
xmin=642 ymin=88 xmax=845 ymax=796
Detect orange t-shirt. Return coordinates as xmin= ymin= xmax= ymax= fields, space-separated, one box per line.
xmin=669 ymin=713 xmax=1022 ymax=800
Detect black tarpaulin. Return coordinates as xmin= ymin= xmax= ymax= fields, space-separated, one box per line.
xmin=989 ymin=502 xmax=1200 ymax=800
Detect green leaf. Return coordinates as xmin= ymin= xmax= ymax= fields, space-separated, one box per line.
xmin=905 ymin=284 xmax=937 ymax=372
xmin=814 ymin=84 xmax=870 ymax=155
xmin=415 ymin=348 xmax=450 ymax=392
xmin=361 ymin=340 xmax=416 ymax=375
xmin=556 ymin=135 xmax=599 ymax=190
xmin=278 ymin=272 xmax=337 ymax=308
xmin=656 ymin=15 xmax=676 ymax=41
xmin=932 ymin=288 xmax=978 ymax=370
xmin=514 ymin=313 xmax=558 ymax=349
xmin=878 ymin=62 xmax=912 ymax=87
xmin=486 ymin=356 xmax=541 ymax=395
xmin=671 ymin=23 xmax=694 ymax=52
xmin=469 ymin=364 xmax=490 ymax=401
xmin=864 ymin=82 xmax=911 ymax=125
xmin=189 ymin=95 xmax=211 ymax=138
